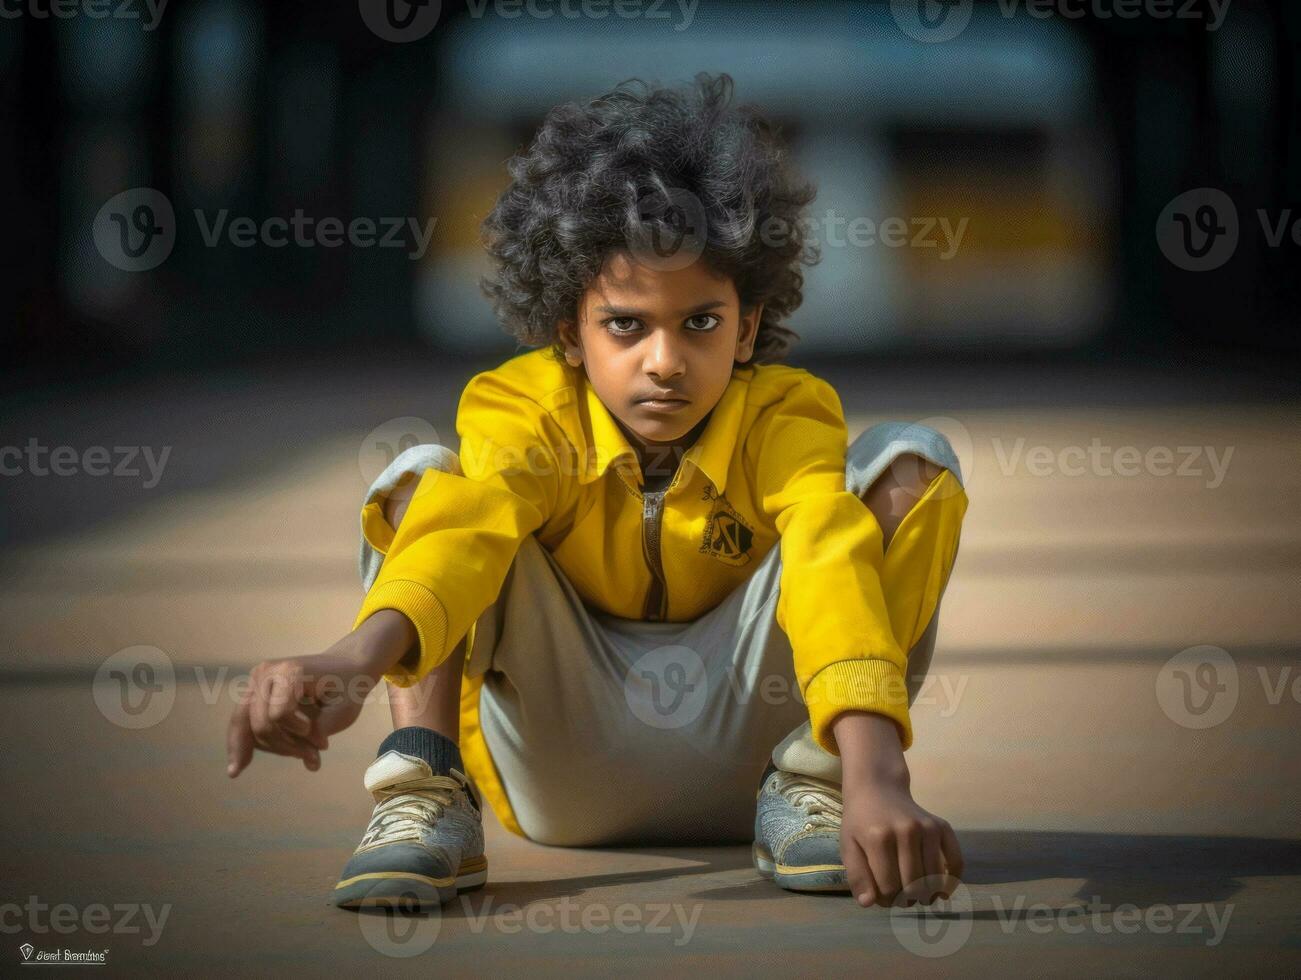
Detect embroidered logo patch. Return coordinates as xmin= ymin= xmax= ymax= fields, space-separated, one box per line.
xmin=699 ymin=486 xmax=754 ymax=566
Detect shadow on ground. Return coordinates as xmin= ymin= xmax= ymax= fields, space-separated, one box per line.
xmin=340 ymin=830 xmax=1301 ymax=918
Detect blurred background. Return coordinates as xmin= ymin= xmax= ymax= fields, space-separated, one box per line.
xmin=1 ymin=0 xmax=1297 ymax=541
xmin=2 ymin=0 xmax=1297 ymax=374
xmin=1 ymin=1 xmax=1299 ymax=974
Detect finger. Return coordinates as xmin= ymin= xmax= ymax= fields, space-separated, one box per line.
xmin=265 ymin=673 xmax=309 ymax=736
xmin=255 ymin=721 xmax=319 ymax=763
xmin=842 ymin=833 xmax=879 ymax=908
xmin=299 ymin=703 xmax=330 ymax=750
xmin=269 ymin=701 xmax=313 ymax=739
xmin=249 ymin=672 xmax=312 ymax=761
xmin=897 ymin=825 xmax=928 ymax=906
xmin=866 ymin=831 xmax=902 ymax=907
xmin=288 ymin=730 xmax=321 ymax=768
xmin=247 ymin=694 xmax=307 ymax=760
xmin=248 ymin=670 xmax=271 ymax=751
xmin=315 ymin=696 xmax=362 ymax=739
xmin=939 ymin=822 xmax=965 ymax=881
xmin=226 ymin=695 xmax=254 ymax=778
xmin=921 ymin=825 xmax=946 ymax=902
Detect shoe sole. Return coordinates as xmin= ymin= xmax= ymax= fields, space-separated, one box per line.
xmin=332 ymin=855 xmax=489 ymax=910
xmin=753 ymin=842 xmax=850 ymax=893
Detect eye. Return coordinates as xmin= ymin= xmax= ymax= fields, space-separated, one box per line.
xmin=685 ymin=314 xmax=721 ymax=332
xmin=605 ymin=317 xmax=642 ymax=336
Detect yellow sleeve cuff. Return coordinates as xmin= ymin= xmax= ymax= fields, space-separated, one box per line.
xmin=804 ymin=658 xmax=913 ymax=755
xmin=352 ymin=579 xmax=449 ymax=687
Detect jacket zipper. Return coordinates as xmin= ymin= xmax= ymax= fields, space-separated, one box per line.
xmin=640 ymin=488 xmax=669 ymax=621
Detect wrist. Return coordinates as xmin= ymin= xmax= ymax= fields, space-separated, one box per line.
xmin=833 ymin=710 xmax=911 ymax=792
xmin=333 ymin=610 xmax=418 ymax=682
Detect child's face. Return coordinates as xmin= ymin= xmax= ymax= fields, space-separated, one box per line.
xmin=558 ymin=251 xmax=761 ymax=452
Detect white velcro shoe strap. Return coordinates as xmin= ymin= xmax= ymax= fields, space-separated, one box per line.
xmin=364 ymin=750 xmax=434 ymax=794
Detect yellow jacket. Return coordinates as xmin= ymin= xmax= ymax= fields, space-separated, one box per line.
xmin=354 ymin=347 xmax=966 ymax=762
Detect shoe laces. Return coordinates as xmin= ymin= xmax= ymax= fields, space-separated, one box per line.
xmin=773 ymin=771 xmax=844 ymax=830
xmin=357 ymin=773 xmax=465 ymax=850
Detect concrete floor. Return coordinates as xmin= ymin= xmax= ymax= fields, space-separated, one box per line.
xmin=1 ymin=356 xmax=1299 ymax=976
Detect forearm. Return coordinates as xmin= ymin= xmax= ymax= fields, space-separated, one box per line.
xmin=322 ymin=608 xmax=418 ymax=686
xmin=776 ymin=495 xmax=913 ymax=752
xmin=833 ymin=709 xmax=964 ymax=908
xmin=832 ymin=710 xmax=910 ymax=790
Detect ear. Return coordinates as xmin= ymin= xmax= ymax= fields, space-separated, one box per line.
xmin=557 ymin=318 xmax=584 ymax=367
xmin=734 ymin=303 xmax=763 ymax=364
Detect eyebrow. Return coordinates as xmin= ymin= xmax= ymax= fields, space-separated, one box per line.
xmin=594 ymin=300 xmax=728 ymax=318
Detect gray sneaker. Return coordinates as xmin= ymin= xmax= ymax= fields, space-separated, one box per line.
xmin=752 ymin=760 xmax=850 ymax=892
xmin=332 ymin=750 xmax=487 ymax=909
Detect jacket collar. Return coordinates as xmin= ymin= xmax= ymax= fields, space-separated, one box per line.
xmin=580 ymin=374 xmax=640 ymax=482
xmin=579 ymin=365 xmax=753 ymax=493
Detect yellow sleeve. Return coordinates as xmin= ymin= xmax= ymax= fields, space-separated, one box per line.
xmin=351 ymin=369 xmax=567 ymax=687
xmin=755 ymin=374 xmax=912 ymax=755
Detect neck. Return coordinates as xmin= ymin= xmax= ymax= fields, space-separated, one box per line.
xmin=617 ymin=412 xmax=711 ymax=489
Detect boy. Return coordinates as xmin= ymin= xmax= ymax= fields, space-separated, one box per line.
xmin=225 ymin=74 xmax=969 ymax=912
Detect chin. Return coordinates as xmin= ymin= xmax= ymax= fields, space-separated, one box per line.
xmin=630 ymin=425 xmax=681 ymax=445
xmin=628 ymin=415 xmax=698 ymax=445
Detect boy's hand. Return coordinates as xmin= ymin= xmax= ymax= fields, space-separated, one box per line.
xmin=840 ymin=774 xmax=963 ymax=909
xmin=225 ymin=610 xmax=417 ymax=777
xmin=225 ymin=656 xmax=367 ymax=776
xmin=833 ymin=710 xmax=964 ymax=909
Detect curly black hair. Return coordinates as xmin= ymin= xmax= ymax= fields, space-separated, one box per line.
xmin=478 ymin=72 xmax=819 ymax=364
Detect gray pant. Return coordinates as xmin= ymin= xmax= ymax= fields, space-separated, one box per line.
xmin=360 ymin=421 xmax=963 ymax=846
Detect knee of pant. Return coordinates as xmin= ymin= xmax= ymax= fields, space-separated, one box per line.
xmin=373 ymin=443 xmax=462 ymax=527
xmin=384 ymin=443 xmax=462 ymax=480
xmin=360 ymin=443 xmax=461 ymax=589
xmin=849 ymin=421 xmax=964 ymax=493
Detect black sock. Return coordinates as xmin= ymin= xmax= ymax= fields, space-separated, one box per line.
xmin=378 ymin=726 xmax=464 ymax=778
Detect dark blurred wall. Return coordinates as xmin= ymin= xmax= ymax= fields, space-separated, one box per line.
xmin=1 ymin=0 xmax=1296 ymax=392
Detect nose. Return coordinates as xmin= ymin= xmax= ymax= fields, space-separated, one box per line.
xmin=643 ymin=326 xmax=685 ymax=381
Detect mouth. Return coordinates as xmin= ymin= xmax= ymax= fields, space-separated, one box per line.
xmin=635 ymin=396 xmax=691 ymax=412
